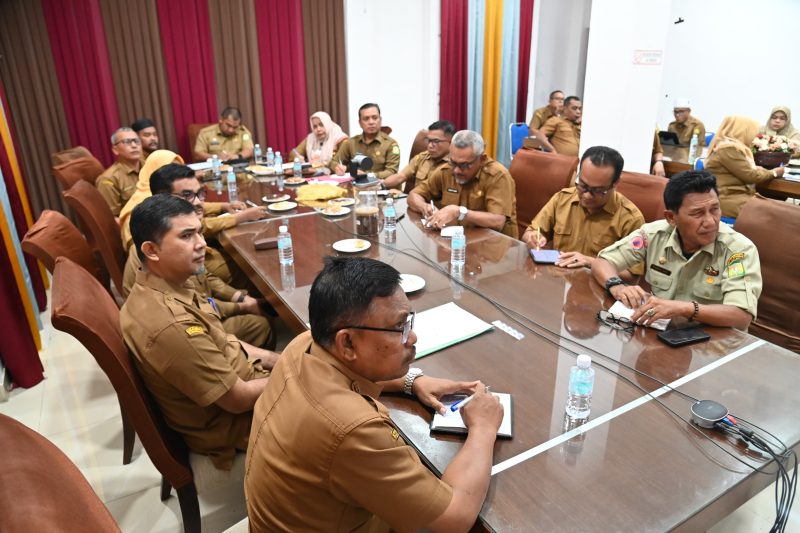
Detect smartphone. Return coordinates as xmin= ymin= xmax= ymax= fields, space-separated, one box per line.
xmin=530 ymin=249 xmax=561 ymax=264
xmin=657 ymin=327 xmax=710 ymax=347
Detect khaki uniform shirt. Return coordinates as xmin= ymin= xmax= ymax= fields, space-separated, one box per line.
xmin=703 ymin=146 xmax=774 ymax=218
xmin=540 ymin=117 xmax=581 ymax=156
xmin=195 ymin=124 xmax=254 ymax=159
xmin=412 ymin=158 xmax=519 ymax=238
xmin=529 ymin=106 xmax=558 ymax=131
xmin=120 ymin=271 xmax=267 ymax=469
xmin=95 ymin=160 xmax=139 ymax=216
xmin=598 ymin=220 xmax=762 ymax=318
xmin=399 ymin=151 xmax=448 ymax=187
xmin=667 ymin=116 xmax=706 ymax=146
xmin=329 ymin=132 xmax=400 ymax=179
xmin=245 ymin=332 xmax=453 ymax=532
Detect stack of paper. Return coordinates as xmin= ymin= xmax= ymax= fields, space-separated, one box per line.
xmin=413 ymin=302 xmax=494 ymax=359
xmin=430 ymin=393 xmax=513 ymax=438
xmin=608 ymin=300 xmax=670 ymax=330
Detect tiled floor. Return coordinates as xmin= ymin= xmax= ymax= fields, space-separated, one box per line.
xmin=1 ymin=301 xmax=796 ymax=532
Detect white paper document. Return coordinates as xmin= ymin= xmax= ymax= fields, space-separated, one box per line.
xmin=430 ymin=393 xmax=513 ymax=438
xmin=413 ymin=302 xmax=494 ymax=359
xmin=608 ymin=300 xmax=671 ymax=331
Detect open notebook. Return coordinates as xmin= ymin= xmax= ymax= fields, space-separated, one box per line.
xmin=413 ymin=302 xmax=494 ymax=359
xmin=430 ymin=393 xmax=513 ymax=438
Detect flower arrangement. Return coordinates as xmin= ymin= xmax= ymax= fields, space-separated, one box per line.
xmin=752 ymin=133 xmax=798 ymax=154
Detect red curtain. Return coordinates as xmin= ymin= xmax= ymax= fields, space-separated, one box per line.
xmin=439 ymin=0 xmax=469 ymax=130
xmin=516 ymin=0 xmax=535 ymax=122
xmin=41 ymin=0 xmax=120 ymax=167
xmin=156 ymin=0 xmax=218 ymax=160
xmin=253 ymin=0 xmax=309 ymax=155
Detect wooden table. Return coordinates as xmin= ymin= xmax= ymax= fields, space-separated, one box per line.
xmin=218 ymin=180 xmax=800 ymax=532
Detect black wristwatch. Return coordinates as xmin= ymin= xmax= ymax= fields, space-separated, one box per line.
xmin=605 ymin=276 xmax=627 ymax=297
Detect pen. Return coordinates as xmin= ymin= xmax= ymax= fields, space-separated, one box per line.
xmin=207 ymin=297 xmax=218 ymax=313
xmin=536 ymin=226 xmax=541 ymax=251
xmin=246 ymin=200 xmax=258 ymax=207
xmin=449 ymin=386 xmax=490 ymax=412
xmin=397 ymin=213 xmax=406 ymax=223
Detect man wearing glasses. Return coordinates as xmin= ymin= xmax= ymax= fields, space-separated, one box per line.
xmin=667 ymin=98 xmax=706 ymax=147
xmin=95 ymin=127 xmax=143 ymax=216
xmin=522 ymin=146 xmax=645 ymax=270
xmin=407 ymin=129 xmax=519 ymax=238
xmin=381 ymin=120 xmax=455 ymax=190
xmin=246 ymin=257 xmax=503 ymax=531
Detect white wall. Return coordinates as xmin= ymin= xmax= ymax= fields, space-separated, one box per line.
xmin=344 ymin=0 xmax=440 ymax=162
xmin=657 ymin=0 xmax=800 ymax=134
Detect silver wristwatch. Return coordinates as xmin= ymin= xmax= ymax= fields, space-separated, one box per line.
xmin=458 ymin=206 xmax=468 ymax=221
xmin=403 ymin=367 xmax=424 ymax=395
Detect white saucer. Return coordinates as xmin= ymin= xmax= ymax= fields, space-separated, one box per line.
xmin=263 ymin=194 xmax=290 ymax=203
xmin=267 ymin=201 xmax=298 ymax=212
xmin=399 ymin=274 xmax=426 ymax=293
xmin=329 ymin=197 xmax=356 ymax=206
xmin=322 ymin=206 xmax=351 ymax=217
xmin=332 ymin=239 xmax=371 ymax=253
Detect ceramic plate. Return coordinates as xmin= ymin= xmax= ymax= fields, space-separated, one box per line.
xmin=322 ymin=206 xmax=351 ymax=217
xmin=329 ymin=197 xmax=356 ymax=206
xmin=267 ymin=201 xmax=298 ymax=212
xmin=263 ymin=194 xmax=290 ymax=203
xmin=332 ymin=239 xmax=371 ymax=253
xmin=284 ymin=177 xmax=306 ymax=185
xmin=399 ymin=274 xmax=426 ymax=293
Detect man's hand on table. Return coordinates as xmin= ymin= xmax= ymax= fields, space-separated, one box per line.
xmin=555 ymin=251 xmax=593 ymax=269
xmin=630 ymin=294 xmax=693 ymax=326
xmin=608 ymin=283 xmax=648 ymax=310
xmin=239 ymin=295 xmax=264 ymax=316
xmin=234 ymin=206 xmax=267 ymax=224
xmin=460 ymin=386 xmax=503 ymax=433
xmin=426 ymin=205 xmax=460 ymax=229
xmin=224 ymin=201 xmax=247 ymax=212
xmin=411 ymin=376 xmax=481 ymax=415
xmin=334 ymin=163 xmax=347 ymax=175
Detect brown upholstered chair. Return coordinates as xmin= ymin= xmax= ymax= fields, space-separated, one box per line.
xmin=63 ymin=180 xmax=126 ymax=297
xmin=51 ymin=145 xmax=95 ymax=166
xmin=187 ymin=122 xmax=214 ymax=162
xmin=404 ymin=129 xmax=429 ymax=192
xmin=52 ymin=155 xmax=105 ymax=191
xmin=734 ymin=195 xmax=800 ymax=353
xmin=508 ymin=148 xmax=579 ymax=236
xmin=616 ymin=171 xmax=668 ymax=223
xmin=0 ymin=412 xmax=121 ymax=532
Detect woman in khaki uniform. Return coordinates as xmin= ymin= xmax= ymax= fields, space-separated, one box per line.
xmin=758 ymin=105 xmax=800 ymax=147
xmin=704 ymin=116 xmax=784 ymax=218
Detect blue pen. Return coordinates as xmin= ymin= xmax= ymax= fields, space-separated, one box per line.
xmin=207 ymin=297 xmax=218 ymax=313
xmin=449 ymin=386 xmax=490 ymax=412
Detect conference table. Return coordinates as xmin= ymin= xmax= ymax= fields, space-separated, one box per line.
xmin=215 ymin=176 xmax=799 ymax=532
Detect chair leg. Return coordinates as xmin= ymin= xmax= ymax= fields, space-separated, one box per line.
xmin=120 ymin=402 xmax=135 ymax=465
xmin=161 ymin=476 xmax=172 ymax=501
xmin=176 ymin=483 xmax=201 ymax=533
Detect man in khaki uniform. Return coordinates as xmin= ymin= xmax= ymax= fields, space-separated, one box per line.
xmin=121 ymin=194 xmax=280 ymax=470
xmin=594 ymin=171 xmax=761 ymax=330
xmin=528 ymin=89 xmax=565 ymax=131
xmin=668 ymin=98 xmax=706 ymax=147
xmin=245 ymin=257 xmax=503 ymax=531
xmin=95 ymin=127 xmax=142 ymax=216
xmin=382 ymin=120 xmax=454 ymax=190
xmin=523 ymin=146 xmax=645 ymax=271
xmin=331 ymin=103 xmax=400 ymax=179
xmin=131 ymin=117 xmax=160 ymax=157
xmin=533 ymin=95 xmax=582 ymax=156
xmin=408 ymin=130 xmax=518 ymax=238
xmin=194 ymin=106 xmax=255 ymax=162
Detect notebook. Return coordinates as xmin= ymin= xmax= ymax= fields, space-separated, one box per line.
xmin=608 ymin=300 xmax=670 ymax=331
xmin=413 ymin=302 xmax=494 ymax=359
xmin=430 ymin=393 xmax=513 ymax=438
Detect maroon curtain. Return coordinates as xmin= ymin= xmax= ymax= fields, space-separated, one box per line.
xmin=253 ymin=0 xmax=309 ymax=155
xmin=516 ymin=0 xmax=535 ymax=122
xmin=41 ymin=0 xmax=120 ymax=167
xmin=440 ymin=0 xmax=469 ymax=130
xmin=156 ymin=0 xmax=218 ymax=160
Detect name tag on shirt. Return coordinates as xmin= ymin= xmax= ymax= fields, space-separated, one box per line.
xmin=650 ymin=264 xmax=672 ymax=276
xmin=447 ymin=187 xmax=458 ymax=193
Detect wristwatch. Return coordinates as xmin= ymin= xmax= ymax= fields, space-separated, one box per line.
xmin=404 ymin=367 xmax=424 ymax=395
xmin=458 ymin=206 xmax=468 ymax=221
xmin=605 ymin=276 xmax=627 ymax=297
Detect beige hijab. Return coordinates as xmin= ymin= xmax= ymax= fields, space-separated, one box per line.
xmin=759 ymin=105 xmax=800 ymax=140
xmin=304 ymin=111 xmax=347 ymax=164
xmin=706 ymin=116 xmax=760 ymax=162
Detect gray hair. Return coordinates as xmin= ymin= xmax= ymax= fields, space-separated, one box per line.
xmin=110 ymin=127 xmax=134 ymax=145
xmin=451 ymin=130 xmax=485 ymax=156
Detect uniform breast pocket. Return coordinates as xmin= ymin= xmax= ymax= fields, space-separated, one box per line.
xmin=198 ymin=299 xmax=220 ymax=318
xmin=441 ymin=189 xmax=460 ymax=206
xmin=646 ymin=270 xmax=674 ymax=294
xmin=693 ymin=281 xmax=722 ymax=304
xmin=370 ymin=150 xmax=386 ymax=169
xmin=553 ymin=221 xmax=572 ymax=238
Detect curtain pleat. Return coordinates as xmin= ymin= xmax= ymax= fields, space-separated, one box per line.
xmin=301 ymin=0 xmax=349 ymax=133
xmin=208 ymin=0 xmax=267 ymax=148
xmin=99 ymin=0 xmax=178 ymax=153
xmin=466 ymin=0 xmax=485 ymax=133
xmin=516 ymin=0 xmax=535 ymax=123
xmin=495 ymin=0 xmax=520 ymax=167
xmin=41 ymin=0 xmax=121 ymax=167
xmin=0 ymin=0 xmax=71 ymax=216
xmin=439 ymin=0 xmax=469 ymax=130
xmin=481 ymin=0 xmax=504 ymax=159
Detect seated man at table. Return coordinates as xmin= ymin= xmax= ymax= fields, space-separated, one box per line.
xmin=522 ymin=145 xmax=645 ymax=270
xmin=330 ymin=102 xmax=400 ymax=179
xmin=131 ymin=117 xmax=160 ymax=158
xmin=530 ymin=96 xmax=582 ymax=156
xmin=194 ymin=106 xmax=255 ymax=162
xmin=668 ymin=98 xmax=706 ymax=147
xmin=407 ymin=129 xmax=519 ymax=238
xmin=381 ymin=119 xmax=454 ymax=190
xmin=121 ymin=194 xmax=280 ymax=470
xmin=95 ymin=127 xmax=142 ymax=216
xmin=528 ymin=89 xmax=564 ymax=131
xmin=593 ymin=170 xmax=761 ymax=330
xmin=245 ymin=256 xmax=503 ymax=531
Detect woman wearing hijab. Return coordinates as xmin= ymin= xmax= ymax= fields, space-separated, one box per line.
xmin=289 ymin=111 xmax=348 ymax=170
xmin=119 ymin=149 xmax=183 ymax=249
xmin=758 ymin=105 xmax=800 ymax=147
xmin=704 ymin=116 xmax=784 ymax=218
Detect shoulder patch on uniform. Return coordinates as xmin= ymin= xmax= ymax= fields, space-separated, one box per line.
xmin=726 ymin=252 xmax=745 ymax=265
xmin=726 ymin=262 xmax=746 ymax=278
xmin=631 ymin=229 xmax=648 ymax=250
xmin=391 ymin=145 xmax=400 ymax=155
xmin=242 ymin=133 xmax=250 ymax=141
xmin=185 ymin=326 xmax=205 ymax=336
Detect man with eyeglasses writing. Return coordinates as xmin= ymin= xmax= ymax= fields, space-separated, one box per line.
xmin=96 ymin=127 xmax=143 ymax=216
xmin=381 ymin=120 xmax=455 ymax=190
xmin=523 ymin=146 xmax=645 ymax=270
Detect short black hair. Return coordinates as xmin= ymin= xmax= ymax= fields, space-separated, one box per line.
xmin=130 ymin=118 xmax=155 ymax=133
xmin=564 ymin=96 xmax=581 ymax=108
xmin=549 ymin=90 xmax=564 ymax=100
xmin=220 ymin=107 xmax=242 ymax=120
xmin=309 ymin=257 xmax=401 ymax=348
xmin=130 ymin=195 xmax=196 ymax=263
xmin=428 ymin=120 xmax=455 ymax=137
xmin=580 ymin=146 xmax=625 ymax=183
xmin=150 ymin=164 xmax=196 ymax=195
xmin=358 ymin=103 xmax=381 ymax=119
xmin=664 ymin=171 xmax=719 ymax=212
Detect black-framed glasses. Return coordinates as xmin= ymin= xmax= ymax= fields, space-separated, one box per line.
xmin=575 ymin=175 xmax=613 ymax=197
xmin=596 ymin=310 xmax=635 ymax=333
xmin=115 ymin=137 xmax=142 ymax=146
xmin=171 ymin=187 xmax=207 ymax=203
xmin=341 ymin=311 xmax=415 ymax=344
xmin=451 ymin=157 xmax=479 ymax=170
xmin=425 ymin=137 xmax=450 ymax=146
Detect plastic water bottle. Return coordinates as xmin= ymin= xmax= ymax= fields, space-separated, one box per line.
xmin=266 ymin=147 xmax=274 ymax=167
xmin=450 ymin=226 xmax=466 ymax=267
xmin=277 ymin=225 xmax=294 ymax=266
xmin=566 ymin=354 xmax=595 ymax=419
xmin=292 ymin=157 xmax=302 ymax=178
xmin=688 ymin=131 xmax=699 ymax=165
xmin=254 ymin=144 xmax=262 ymax=164
xmin=212 ymin=155 xmax=221 ymax=180
xmin=274 ymin=151 xmax=283 ymax=175
xmin=210 ymin=157 xmax=222 ymax=194
xmin=226 ymin=170 xmax=238 ymax=203
xmin=383 ymin=198 xmax=397 ymax=235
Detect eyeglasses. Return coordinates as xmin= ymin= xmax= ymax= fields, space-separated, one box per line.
xmin=115 ymin=138 xmax=142 ymax=146
xmin=340 ymin=311 xmax=415 ymax=344
xmin=596 ymin=310 xmax=635 ymax=333
xmin=575 ymin=175 xmax=613 ymax=197
xmin=171 ymin=188 xmax=207 ymax=203
xmin=425 ymin=137 xmax=450 ymax=146
xmin=451 ymin=157 xmax=479 ymax=170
